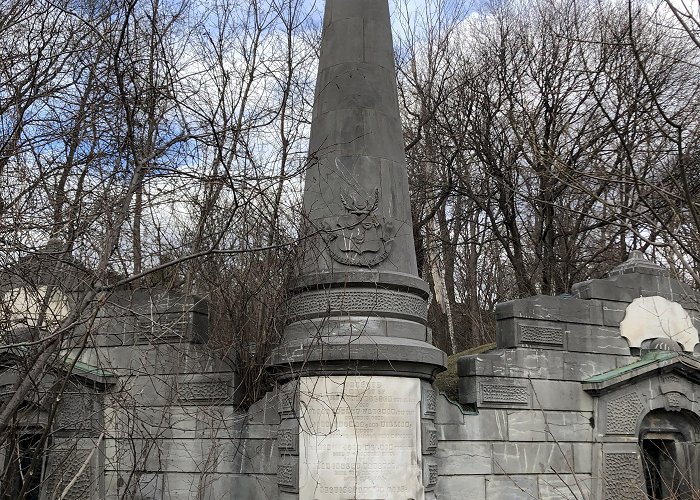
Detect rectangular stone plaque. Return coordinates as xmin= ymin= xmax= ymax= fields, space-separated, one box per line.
xmin=298 ymin=376 xmax=423 ymax=500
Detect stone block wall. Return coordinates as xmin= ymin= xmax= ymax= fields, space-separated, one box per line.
xmin=74 ymin=289 xmax=248 ymax=500
xmin=435 ymin=345 xmax=598 ymax=500
xmin=435 ymin=254 xmax=700 ymax=500
xmin=10 ymin=255 xmax=698 ymax=500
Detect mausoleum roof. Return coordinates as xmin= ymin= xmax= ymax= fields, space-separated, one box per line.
xmin=582 ymin=350 xmax=700 ymax=394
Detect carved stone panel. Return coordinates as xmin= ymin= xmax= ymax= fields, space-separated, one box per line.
xmin=277 ymin=419 xmax=299 ymax=455
xmin=518 ymin=324 xmax=564 ymax=345
xmin=421 ymin=386 xmax=437 ymax=418
xmin=603 ymin=452 xmax=646 ymax=500
xmin=423 ymin=460 xmax=438 ymax=491
xmin=278 ymin=382 xmax=298 ymax=417
xmin=422 ymin=422 xmax=438 ymax=455
xmin=665 ymin=391 xmax=683 ymax=410
xmin=321 ymin=184 xmax=397 ymax=267
xmin=606 ymin=392 xmax=645 ymax=434
xmin=278 ymin=457 xmax=299 ymax=493
xmin=43 ymin=450 xmax=93 ymax=500
xmin=177 ymin=381 xmax=228 ymax=403
xmin=298 ymin=376 xmax=423 ymax=499
xmin=480 ymin=382 xmax=530 ymax=405
xmin=55 ymin=393 xmax=98 ymax=431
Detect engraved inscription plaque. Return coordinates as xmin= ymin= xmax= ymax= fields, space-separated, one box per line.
xmin=298 ymin=376 xmax=423 ymax=500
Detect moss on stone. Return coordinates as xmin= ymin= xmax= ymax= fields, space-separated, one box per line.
xmin=434 ymin=342 xmax=497 ymax=400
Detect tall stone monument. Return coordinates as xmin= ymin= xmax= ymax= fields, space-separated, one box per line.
xmin=270 ymin=0 xmax=447 ymax=498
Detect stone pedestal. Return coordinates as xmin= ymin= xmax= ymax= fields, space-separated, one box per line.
xmin=277 ymin=376 xmax=438 ymax=499
xmin=299 ymin=376 xmax=422 ymax=499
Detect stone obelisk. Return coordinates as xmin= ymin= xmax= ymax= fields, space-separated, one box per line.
xmin=271 ymin=0 xmax=446 ymax=498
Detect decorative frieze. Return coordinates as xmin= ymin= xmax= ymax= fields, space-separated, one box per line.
xmin=519 ymin=324 xmax=564 ymax=345
xmin=285 ymin=289 xmax=427 ymax=323
xmin=177 ymin=381 xmax=228 ymax=403
xmin=480 ymin=383 xmax=529 ymax=405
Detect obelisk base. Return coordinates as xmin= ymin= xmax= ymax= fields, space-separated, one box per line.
xmin=276 ymin=376 xmax=439 ymax=499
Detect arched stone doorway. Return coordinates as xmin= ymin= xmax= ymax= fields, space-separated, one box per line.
xmin=639 ymin=410 xmax=700 ymax=500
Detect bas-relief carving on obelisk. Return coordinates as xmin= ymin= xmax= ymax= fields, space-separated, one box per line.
xmin=269 ymin=0 xmax=447 ymax=498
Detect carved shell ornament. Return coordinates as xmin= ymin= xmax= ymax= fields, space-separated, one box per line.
xmin=322 ymin=187 xmax=396 ymax=267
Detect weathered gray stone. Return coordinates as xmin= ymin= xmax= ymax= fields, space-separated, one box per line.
xmin=492 ymin=442 xmax=574 ymax=474
xmin=538 ymin=474 xmax=592 ymax=500
xmin=564 ymin=323 xmax=629 ymax=355
xmin=103 ymin=438 xmax=278 ymax=475
xmin=543 ymin=411 xmax=593 ymax=442
xmin=530 ymin=380 xmax=594 ymax=411
xmin=437 ymin=410 xmax=508 ymax=441
xmin=506 ymin=410 xmax=547 ymax=441
xmin=572 ymin=278 xmax=640 ymax=303
xmin=573 ymin=443 xmax=593 ymax=474
xmin=504 ymin=348 xmax=565 ymax=379
xmin=78 ymin=344 xmax=231 ymax=376
xmin=313 ymin=63 xmax=397 ymax=119
xmin=96 ymin=290 xmax=209 ymax=345
xmin=283 ymin=315 xmax=429 ymax=342
xmin=457 ymin=351 xmax=498 ymax=377
xmin=434 ymin=393 xmax=468 ymax=424
xmin=485 ymin=475 xmax=538 ymax=499
xmin=505 ymin=410 xmax=593 ymax=442
xmin=247 ymin=391 xmax=281 ymax=425
xmin=608 ymin=250 xmax=668 ymax=277
xmin=271 ymin=335 xmax=446 ymax=380
xmin=459 ymin=376 xmax=531 ymax=407
xmin=458 ymin=347 xmax=566 ymax=379
xmin=434 ymin=441 xmax=492 ymax=475
xmin=104 ymin=471 xmax=163 ymax=500
xmin=220 ymin=474 xmax=278 ymax=500
xmin=495 ymin=295 xmax=605 ymax=325
xmin=563 ymin=351 xmax=619 ymax=380
xmin=435 ymin=475 xmax=486 ymax=500
xmin=601 ymin=299 xmax=629 ymax=326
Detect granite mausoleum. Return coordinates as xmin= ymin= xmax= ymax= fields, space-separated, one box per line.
xmin=2 ymin=248 xmax=700 ymax=499
xmin=2 ymin=0 xmax=700 ymax=498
